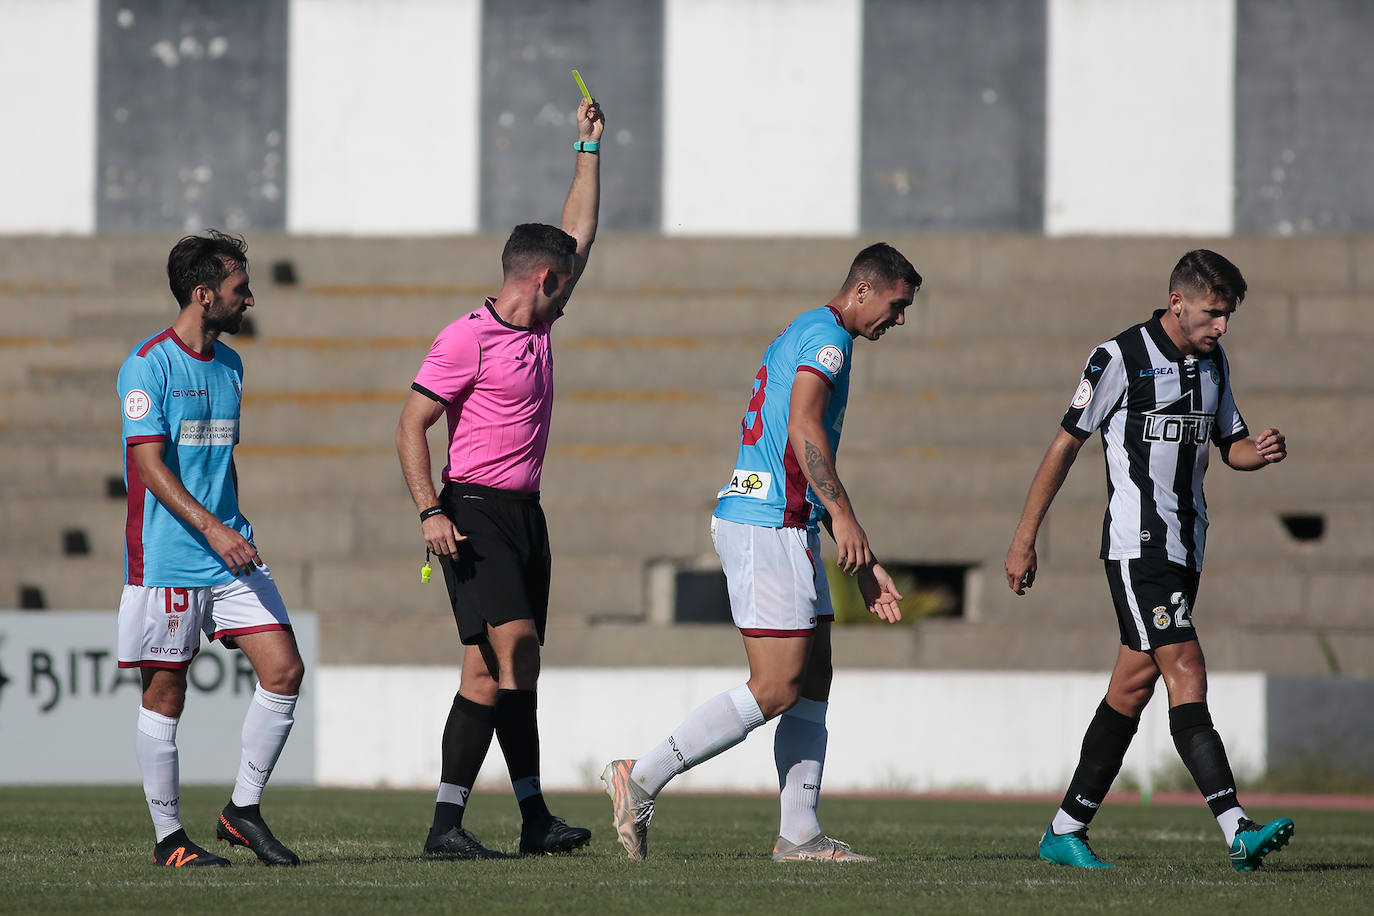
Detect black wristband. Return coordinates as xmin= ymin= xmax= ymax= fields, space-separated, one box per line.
xmin=419 ymin=505 xmax=445 ymax=521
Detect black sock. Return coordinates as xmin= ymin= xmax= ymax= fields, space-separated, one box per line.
xmin=1059 ymin=699 xmax=1140 ymax=826
xmin=433 ymin=693 xmax=495 ymax=833
xmin=225 ymin=802 xmax=260 ymax=819
xmin=493 ymin=688 xmax=549 ymax=823
xmin=1169 ymin=702 xmax=1240 ymax=816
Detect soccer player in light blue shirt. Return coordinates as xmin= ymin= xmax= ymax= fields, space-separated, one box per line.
xmin=604 ymin=244 xmax=921 ymax=862
xmin=115 ymin=231 xmax=304 ymax=869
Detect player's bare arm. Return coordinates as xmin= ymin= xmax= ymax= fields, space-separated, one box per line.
xmin=788 ymin=369 xmax=872 ymax=574
xmin=1005 ymin=428 xmax=1086 ymax=594
xmin=1220 ymin=427 xmax=1287 ymax=470
xmin=559 ymin=97 xmax=604 ymax=297
xmin=395 ymin=389 xmax=466 ymax=557
xmin=128 ymin=441 xmax=261 ymax=576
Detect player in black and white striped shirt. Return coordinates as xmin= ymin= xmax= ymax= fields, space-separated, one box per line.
xmin=1005 ymin=250 xmax=1293 ymax=872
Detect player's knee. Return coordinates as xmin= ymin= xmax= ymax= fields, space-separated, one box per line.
xmin=144 ymin=683 xmax=188 ymax=718
xmin=262 ymin=657 xmax=305 ymax=695
xmin=751 ymin=682 xmax=801 ymax=720
xmin=1108 ymin=680 xmax=1154 ymax=716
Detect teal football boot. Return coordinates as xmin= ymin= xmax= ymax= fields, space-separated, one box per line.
xmin=1038 ymin=826 xmax=1114 ymax=868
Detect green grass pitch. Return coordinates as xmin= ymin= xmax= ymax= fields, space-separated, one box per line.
xmin=2 ymin=787 xmax=1371 ymax=914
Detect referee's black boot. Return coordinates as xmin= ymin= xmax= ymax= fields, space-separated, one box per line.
xmin=424 ymin=826 xmax=505 ymax=859
xmin=216 ymin=803 xmax=301 ymax=866
xmin=519 ymin=814 xmax=592 ymax=855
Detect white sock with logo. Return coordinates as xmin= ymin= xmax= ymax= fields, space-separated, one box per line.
xmin=774 ymin=697 xmax=828 ymax=844
xmin=1217 ymin=805 xmax=1248 ymax=844
xmin=230 ymin=685 xmax=297 ymax=807
xmin=136 ymin=707 xmax=182 ymax=842
xmin=631 ymin=685 xmax=766 ymax=797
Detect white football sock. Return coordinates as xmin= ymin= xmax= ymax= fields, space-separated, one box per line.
xmin=774 ymin=697 xmax=827 ymax=843
xmin=1217 ymin=805 xmax=1248 ymax=844
xmin=1051 ymin=808 xmax=1088 ymax=836
xmin=230 ymin=685 xmax=297 ymax=807
xmin=632 ymin=685 xmax=765 ymax=797
xmin=136 ymin=707 xmax=182 ymax=842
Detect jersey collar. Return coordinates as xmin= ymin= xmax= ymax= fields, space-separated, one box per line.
xmin=485 ymin=297 xmax=532 ymax=332
xmin=168 ymin=327 xmax=214 ymax=361
xmin=1146 ymin=309 xmax=1185 ymax=362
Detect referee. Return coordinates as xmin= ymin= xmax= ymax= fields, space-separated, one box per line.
xmin=395 ymin=95 xmax=603 ymax=858
xmin=1005 ymin=249 xmax=1293 ymax=872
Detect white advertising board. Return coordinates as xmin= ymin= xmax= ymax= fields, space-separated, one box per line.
xmin=0 ymin=611 xmax=315 ymax=785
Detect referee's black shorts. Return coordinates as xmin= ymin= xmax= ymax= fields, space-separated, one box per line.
xmin=437 ymin=481 xmax=550 ymax=646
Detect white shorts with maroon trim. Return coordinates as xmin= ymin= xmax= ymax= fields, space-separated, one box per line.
xmin=711 ymin=516 xmax=833 ymax=637
xmin=117 ymin=565 xmax=292 ymax=669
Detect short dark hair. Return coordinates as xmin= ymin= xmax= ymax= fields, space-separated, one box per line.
xmin=843 ymin=242 xmax=922 ymax=293
xmin=501 ymin=223 xmax=577 ymax=280
xmin=1169 ymin=249 xmax=1247 ymax=309
xmin=167 ymin=230 xmax=249 ymax=307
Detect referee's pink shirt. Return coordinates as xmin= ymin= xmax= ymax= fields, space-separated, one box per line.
xmin=412 ymin=299 xmax=553 ymax=493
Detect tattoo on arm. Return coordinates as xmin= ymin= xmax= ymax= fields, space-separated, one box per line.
xmin=804 ymin=440 xmax=844 ymax=502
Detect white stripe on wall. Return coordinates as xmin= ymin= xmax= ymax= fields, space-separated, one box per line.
xmin=0 ymin=0 xmax=96 ymax=233
xmin=662 ymin=0 xmax=861 ymax=236
xmin=316 ymin=666 xmax=1268 ymax=792
xmin=1045 ymin=0 xmax=1235 ymax=236
xmin=287 ymin=0 xmax=480 ymax=234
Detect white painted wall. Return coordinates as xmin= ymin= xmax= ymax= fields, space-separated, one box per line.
xmin=317 ymin=666 xmax=1267 ymax=795
xmin=286 ymin=0 xmax=481 ymax=234
xmin=1045 ymin=0 xmax=1235 ymax=235
xmin=661 ymin=0 xmax=861 ymax=236
xmin=0 ymin=0 xmax=97 ymax=233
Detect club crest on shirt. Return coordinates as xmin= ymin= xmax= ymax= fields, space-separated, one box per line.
xmin=718 ymin=469 xmax=772 ymax=499
xmin=1071 ymin=379 xmax=1093 ymax=409
xmin=167 ymin=615 xmax=181 ymax=638
xmin=816 ymin=345 xmax=844 ymax=374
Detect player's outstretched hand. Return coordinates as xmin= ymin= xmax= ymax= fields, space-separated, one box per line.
xmin=831 ymin=514 xmax=875 ymax=575
xmin=577 ymin=97 xmax=605 ymax=142
xmin=206 ymin=523 xmax=262 ymax=576
xmin=1255 ymin=427 xmax=1286 ymax=464
xmin=422 ymin=514 xmax=467 ymax=558
xmin=859 ymin=563 xmax=903 ymax=623
xmin=1004 ymin=541 xmax=1036 ymax=595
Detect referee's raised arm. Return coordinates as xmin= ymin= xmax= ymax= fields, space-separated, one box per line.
xmin=560 ymin=96 xmax=604 ymax=299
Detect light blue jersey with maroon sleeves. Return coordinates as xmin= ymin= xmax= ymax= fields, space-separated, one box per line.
xmin=117 ymin=328 xmax=253 ymax=586
xmin=713 ymin=306 xmax=852 ymax=532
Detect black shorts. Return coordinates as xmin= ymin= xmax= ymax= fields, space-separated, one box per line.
xmin=1104 ymin=557 xmax=1201 ymax=652
xmin=437 ymin=482 xmax=550 ymax=646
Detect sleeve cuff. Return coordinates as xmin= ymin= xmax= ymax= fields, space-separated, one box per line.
xmin=1059 ymin=418 xmax=1091 ymax=441
xmin=796 ymin=365 xmax=835 ymax=389
xmin=411 ymin=382 xmax=449 ymax=405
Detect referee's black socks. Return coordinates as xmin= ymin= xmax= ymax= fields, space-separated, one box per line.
xmin=1059 ymin=699 xmax=1140 ymax=826
xmin=1169 ymin=701 xmax=1240 ymax=816
xmin=433 ymin=692 xmax=496 ymax=833
xmin=493 ymin=688 xmax=551 ymax=823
